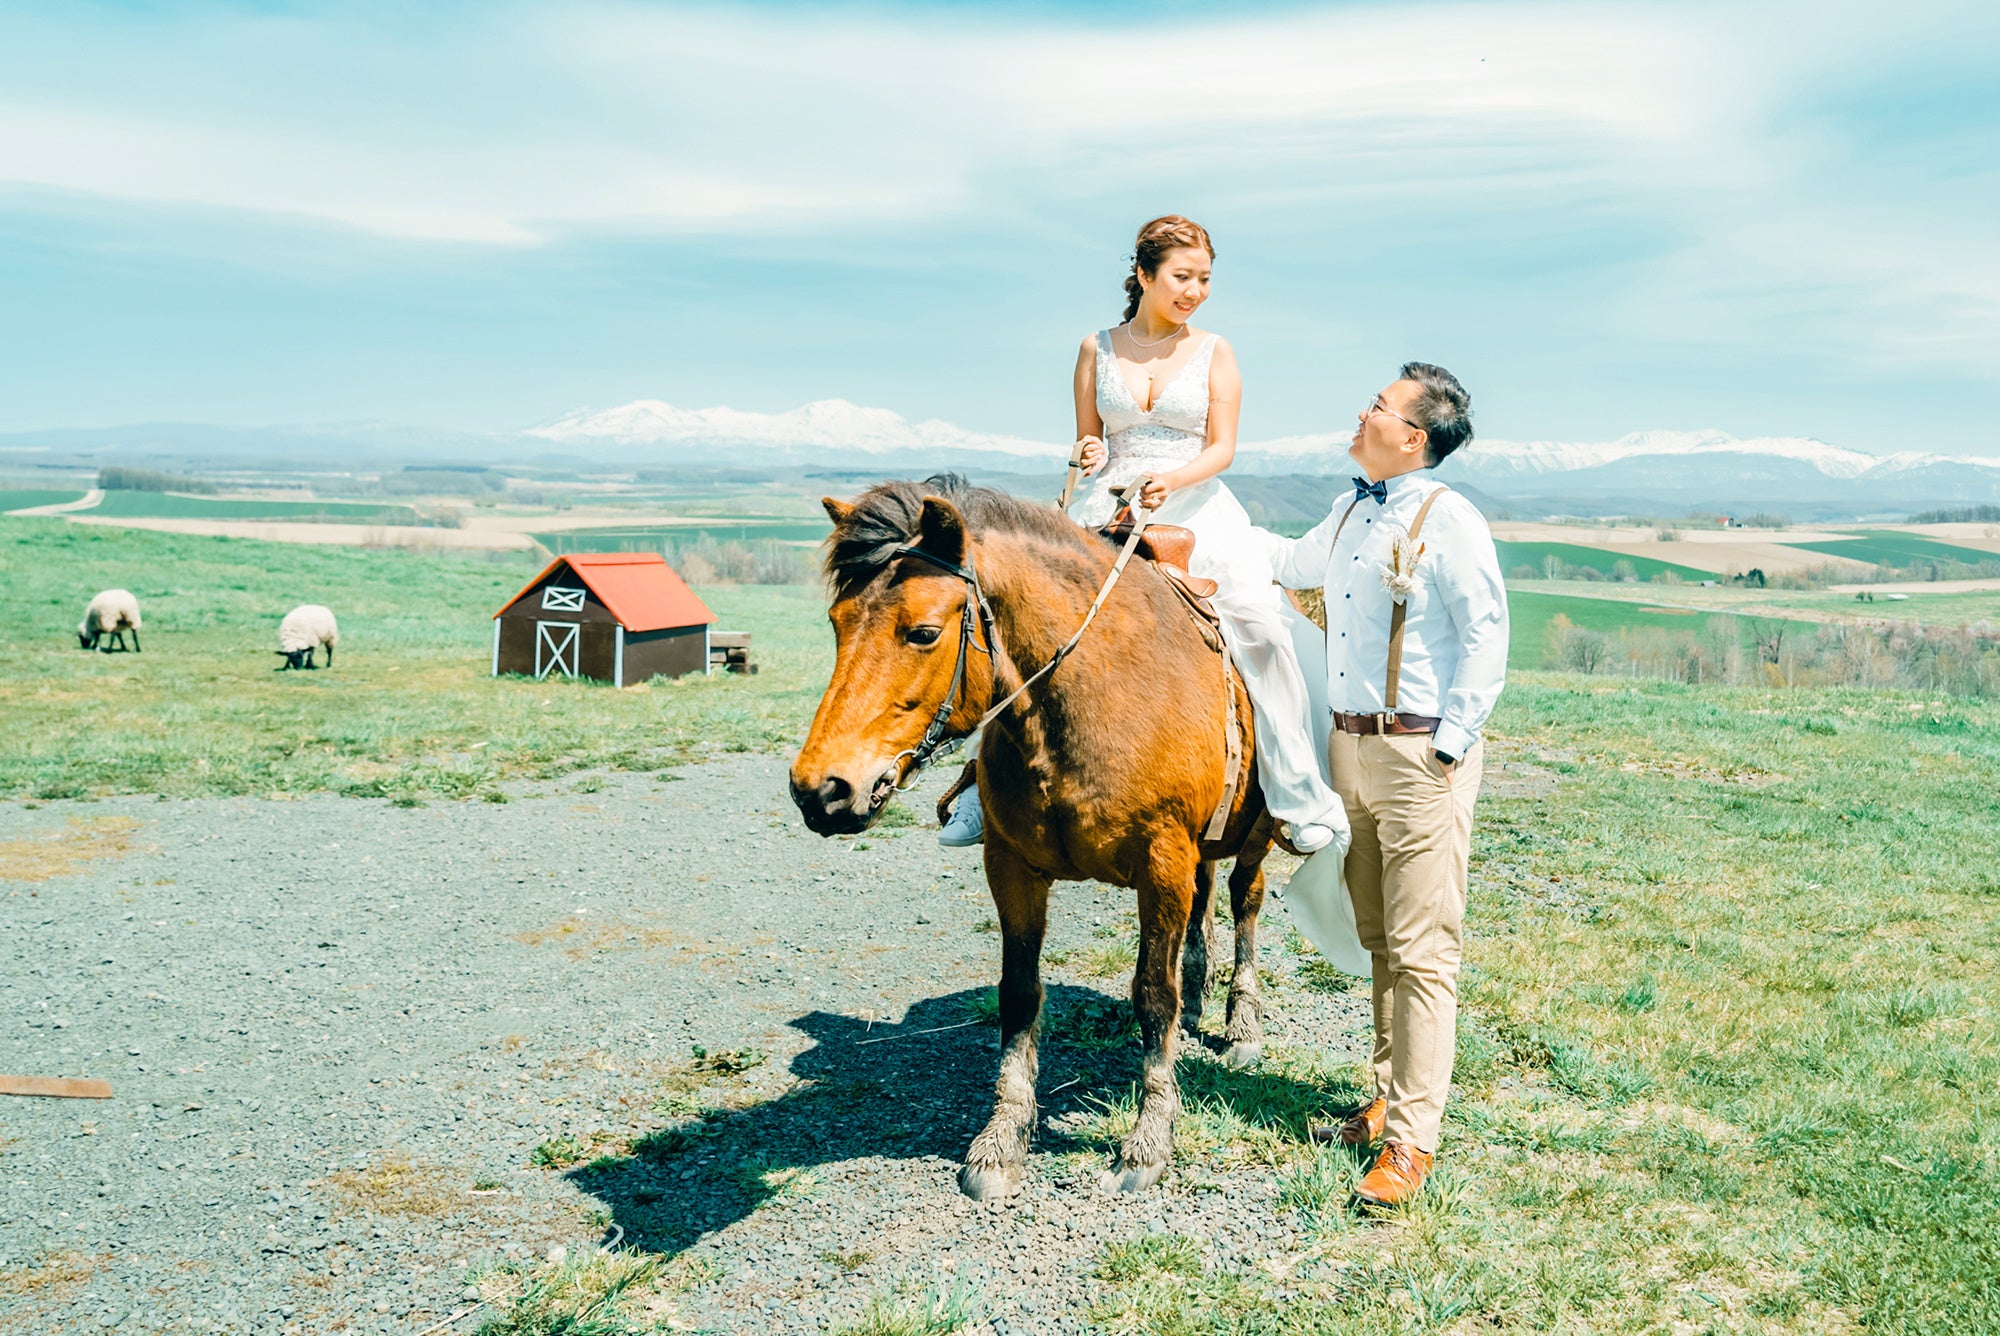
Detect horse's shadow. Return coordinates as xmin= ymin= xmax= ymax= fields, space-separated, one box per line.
xmin=568 ymin=985 xmax=1364 ymax=1253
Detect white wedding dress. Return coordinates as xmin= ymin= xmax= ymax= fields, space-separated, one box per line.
xmin=1069 ymin=329 xmax=1344 ymax=834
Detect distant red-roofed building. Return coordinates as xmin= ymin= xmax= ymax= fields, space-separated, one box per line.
xmin=492 ymin=552 xmax=717 ymax=684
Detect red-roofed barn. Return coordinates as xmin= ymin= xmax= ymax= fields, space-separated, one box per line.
xmin=493 ymin=553 xmax=717 ymax=685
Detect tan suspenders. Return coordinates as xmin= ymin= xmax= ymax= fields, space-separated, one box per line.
xmin=1325 ymin=484 xmax=1449 ymax=714
xmin=1385 ymin=487 xmax=1446 ymax=712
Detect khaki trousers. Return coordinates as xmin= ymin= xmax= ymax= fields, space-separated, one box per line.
xmin=1330 ymin=731 xmax=1482 ymax=1151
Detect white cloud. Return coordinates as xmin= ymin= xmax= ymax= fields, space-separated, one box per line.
xmin=0 ymin=2 xmax=1744 ymax=244
xmin=1 ymin=0 xmax=1993 ymax=383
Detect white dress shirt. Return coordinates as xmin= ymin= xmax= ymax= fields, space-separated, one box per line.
xmin=1268 ymin=472 xmax=1509 ymax=761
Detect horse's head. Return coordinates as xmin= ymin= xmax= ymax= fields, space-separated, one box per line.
xmin=790 ymin=484 xmax=995 ymax=836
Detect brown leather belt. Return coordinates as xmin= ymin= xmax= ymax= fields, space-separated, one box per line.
xmin=1332 ymin=710 xmax=1441 ymax=736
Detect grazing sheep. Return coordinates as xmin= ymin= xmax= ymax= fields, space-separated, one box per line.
xmin=78 ymin=589 xmax=142 ymax=653
xmin=275 ymin=604 xmax=338 ymax=670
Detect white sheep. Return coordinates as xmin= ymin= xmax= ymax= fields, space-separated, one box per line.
xmin=78 ymin=589 xmax=142 ymax=653
xmin=275 ymin=604 xmax=339 ymax=670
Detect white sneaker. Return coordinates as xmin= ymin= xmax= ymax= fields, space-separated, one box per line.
xmin=1287 ymin=822 xmax=1338 ymax=855
xmin=938 ymin=786 xmax=984 ymax=847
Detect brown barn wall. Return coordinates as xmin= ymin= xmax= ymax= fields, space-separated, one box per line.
xmin=495 ymin=617 xmax=619 ymax=682
xmin=496 ymin=620 xmax=538 ymax=676
xmin=623 ymin=626 xmax=707 ymax=682
xmin=577 ymin=623 xmax=617 ymax=680
xmin=497 ymin=575 xmax=616 ymax=623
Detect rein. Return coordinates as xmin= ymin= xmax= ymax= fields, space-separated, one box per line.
xmin=878 ymin=545 xmax=998 ymax=795
xmin=880 ymin=488 xmax=1156 ymax=794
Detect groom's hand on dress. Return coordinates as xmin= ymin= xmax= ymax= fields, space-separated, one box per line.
xmin=1078 ymin=436 xmax=1106 ymax=475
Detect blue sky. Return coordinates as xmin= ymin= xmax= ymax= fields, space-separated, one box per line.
xmin=0 ymin=0 xmax=1995 ymax=453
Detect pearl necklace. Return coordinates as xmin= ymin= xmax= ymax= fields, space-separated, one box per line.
xmin=1124 ymin=319 xmax=1186 ymax=349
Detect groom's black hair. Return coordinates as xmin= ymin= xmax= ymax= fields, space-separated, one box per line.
xmin=1401 ymin=362 xmax=1473 ymax=467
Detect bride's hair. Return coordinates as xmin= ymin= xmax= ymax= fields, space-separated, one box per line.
xmin=1123 ymin=215 xmax=1214 ymax=323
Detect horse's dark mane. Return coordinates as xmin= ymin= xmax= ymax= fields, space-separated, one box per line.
xmin=825 ymin=473 xmax=1096 ymax=598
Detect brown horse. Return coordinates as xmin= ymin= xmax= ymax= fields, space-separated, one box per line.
xmin=790 ymin=475 xmax=1277 ymax=1199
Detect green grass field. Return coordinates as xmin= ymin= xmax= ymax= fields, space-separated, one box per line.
xmin=1788 ymin=529 xmax=2000 ymax=570
xmin=0 ymin=489 xmax=88 ymax=512
xmin=7 ymin=517 xmax=1999 ymax=1331
xmin=84 ymin=491 xmax=421 ymax=522
xmin=0 ymin=517 xmax=827 ymax=801
xmin=1504 ymin=589 xmax=1741 ymax=669
xmin=1494 ymin=539 xmax=1711 ymax=582
xmin=1506 ymin=580 xmax=2000 ymax=632
xmin=1086 ymin=680 xmax=2000 ymax=1334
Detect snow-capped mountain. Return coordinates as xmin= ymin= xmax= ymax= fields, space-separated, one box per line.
xmin=1230 ymin=427 xmax=2000 ymax=518
xmin=10 ymin=400 xmax=1996 ymax=520
xmin=529 ymin=398 xmax=1066 ymax=461
xmin=1231 ymin=428 xmax=1971 ymax=479
xmin=1463 ymin=430 xmax=1884 ymax=479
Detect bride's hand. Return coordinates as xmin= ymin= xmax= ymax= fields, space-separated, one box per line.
xmin=1138 ymin=474 xmax=1173 ymax=510
xmin=1077 ymin=436 xmax=1106 ymax=476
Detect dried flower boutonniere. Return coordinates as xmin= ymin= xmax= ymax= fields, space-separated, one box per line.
xmin=1379 ymin=531 xmax=1426 ymax=604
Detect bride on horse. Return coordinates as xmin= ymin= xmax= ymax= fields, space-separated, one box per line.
xmin=939 ymin=214 xmax=1346 ymax=856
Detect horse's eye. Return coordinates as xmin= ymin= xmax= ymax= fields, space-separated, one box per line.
xmin=906 ymin=625 xmax=943 ymax=646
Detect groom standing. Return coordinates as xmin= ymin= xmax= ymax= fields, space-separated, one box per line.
xmin=1265 ymin=362 xmax=1508 ymax=1206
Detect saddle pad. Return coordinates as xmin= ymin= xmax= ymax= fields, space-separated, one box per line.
xmin=1100 ymin=520 xmax=1197 ymax=572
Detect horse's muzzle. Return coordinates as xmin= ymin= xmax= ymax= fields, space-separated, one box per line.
xmin=789 ymin=766 xmax=893 ymax=837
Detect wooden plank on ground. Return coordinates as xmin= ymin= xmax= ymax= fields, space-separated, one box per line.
xmin=0 ymin=1075 xmax=113 ymax=1099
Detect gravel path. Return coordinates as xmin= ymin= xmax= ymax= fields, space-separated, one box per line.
xmin=1 ymin=757 xmax=1370 ymax=1334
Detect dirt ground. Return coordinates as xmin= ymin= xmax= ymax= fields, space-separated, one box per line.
xmin=0 ymin=757 xmax=1378 ymax=1334
xmin=1487 ymin=522 xmax=1873 ymax=575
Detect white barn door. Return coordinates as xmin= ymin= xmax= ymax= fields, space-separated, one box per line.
xmin=534 ymin=621 xmax=580 ymax=679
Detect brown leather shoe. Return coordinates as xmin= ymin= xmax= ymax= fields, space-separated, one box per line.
xmin=1355 ymin=1140 xmax=1433 ymax=1207
xmin=1310 ymin=1097 xmax=1386 ymax=1147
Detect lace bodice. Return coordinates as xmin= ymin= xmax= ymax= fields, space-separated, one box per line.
xmin=1094 ymin=329 xmax=1217 ymax=482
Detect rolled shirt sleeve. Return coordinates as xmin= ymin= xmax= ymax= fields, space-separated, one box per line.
xmin=1430 ymin=499 xmax=1509 ymax=760
xmin=1266 ymin=510 xmax=1338 ymax=590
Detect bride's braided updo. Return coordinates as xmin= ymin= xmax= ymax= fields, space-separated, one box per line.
xmin=1122 ymin=215 xmax=1215 ymax=323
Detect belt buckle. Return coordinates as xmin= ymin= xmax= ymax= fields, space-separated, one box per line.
xmin=1374 ymin=711 xmax=1396 ymax=735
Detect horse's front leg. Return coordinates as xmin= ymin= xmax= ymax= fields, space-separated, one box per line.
xmin=1103 ymin=842 xmax=1197 ymax=1193
xmin=1179 ymin=860 xmax=1217 ymax=1041
xmin=1222 ymin=816 xmax=1276 ymax=1071
xmin=959 ymin=838 xmax=1052 ymax=1201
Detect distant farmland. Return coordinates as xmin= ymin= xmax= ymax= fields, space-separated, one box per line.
xmin=0 ymin=489 xmax=87 ymax=512
xmin=1788 ymin=529 xmax=2000 ymax=570
xmin=532 ymin=520 xmax=832 ymax=554
xmin=1494 ymin=540 xmax=1711 ymax=583
xmin=88 ymin=492 xmax=421 ymax=523
xmin=1505 ymin=590 xmax=1741 ymax=669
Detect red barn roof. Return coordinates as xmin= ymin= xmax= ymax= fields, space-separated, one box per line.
xmin=496 ymin=552 xmax=716 ymax=633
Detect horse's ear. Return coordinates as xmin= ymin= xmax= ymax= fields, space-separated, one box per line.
xmin=822 ymin=497 xmax=855 ymax=526
xmin=916 ymin=496 xmax=967 ymax=565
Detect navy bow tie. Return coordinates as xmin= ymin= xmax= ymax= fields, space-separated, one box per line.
xmin=1352 ymin=476 xmax=1387 ymax=504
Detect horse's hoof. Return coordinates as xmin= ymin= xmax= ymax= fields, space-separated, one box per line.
xmin=958 ymin=1162 xmax=1021 ymax=1202
xmin=1221 ymin=1041 xmax=1263 ymax=1071
xmin=1098 ymin=1161 xmax=1167 ymax=1194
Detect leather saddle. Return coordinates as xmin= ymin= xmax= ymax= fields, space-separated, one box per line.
xmin=1100 ymin=516 xmax=1224 ymax=650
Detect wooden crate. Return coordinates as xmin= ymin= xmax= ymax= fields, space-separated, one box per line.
xmin=709 ymin=630 xmax=757 ymax=675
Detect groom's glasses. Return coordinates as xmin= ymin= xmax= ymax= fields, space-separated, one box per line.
xmin=1364 ymin=396 xmax=1421 ymax=431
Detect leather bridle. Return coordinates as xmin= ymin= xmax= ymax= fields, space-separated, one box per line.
xmin=878 ymin=544 xmax=998 ymax=799
xmin=875 ymin=484 xmax=1159 ymax=802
